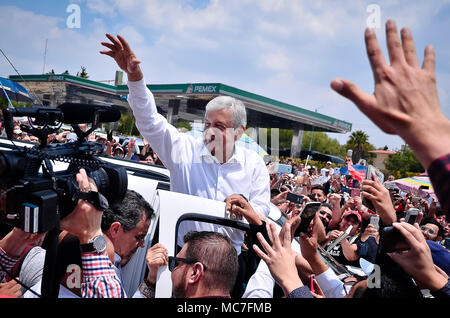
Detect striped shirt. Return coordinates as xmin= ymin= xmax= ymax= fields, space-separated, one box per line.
xmin=81 ymin=253 xmax=124 ymax=298
xmin=0 ymin=247 xmax=18 ymax=283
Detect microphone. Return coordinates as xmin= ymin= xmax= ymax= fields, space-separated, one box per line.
xmin=57 ymin=103 xmax=121 ymax=125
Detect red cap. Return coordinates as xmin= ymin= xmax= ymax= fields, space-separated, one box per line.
xmin=342 ymin=210 xmax=362 ymax=223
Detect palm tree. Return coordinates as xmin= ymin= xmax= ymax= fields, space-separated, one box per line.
xmin=346 ymin=130 xmax=371 ymax=163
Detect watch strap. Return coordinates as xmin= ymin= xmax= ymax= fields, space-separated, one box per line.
xmin=73 ymin=191 xmax=109 ymax=211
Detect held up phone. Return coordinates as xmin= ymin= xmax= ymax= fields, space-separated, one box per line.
xmin=404 ymin=208 xmax=420 ymax=224
xmin=411 ymin=196 xmax=421 ymax=204
xmin=369 ymin=215 xmax=380 ymax=230
xmin=350 ymin=188 xmax=361 ymax=198
xmin=379 ymin=226 xmax=409 ymax=254
xmin=294 ymin=202 xmax=321 ymax=236
xmin=286 ymin=192 xmax=304 ymax=205
xmin=361 ymin=165 xmax=377 ymax=213
xmin=379 ymin=208 xmax=419 ymax=254
xmin=310 ymin=274 xmax=316 ymax=293
xmin=275 ymin=163 xmax=292 ymax=174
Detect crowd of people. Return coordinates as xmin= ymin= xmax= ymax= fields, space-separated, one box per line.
xmin=1 ymin=119 xmax=164 ymax=166
xmin=1 ymin=19 xmax=449 ymax=300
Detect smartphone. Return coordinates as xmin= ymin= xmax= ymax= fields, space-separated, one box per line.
xmin=411 ymin=197 xmax=421 ymax=204
xmin=350 ymin=188 xmax=361 ymax=198
xmin=379 ymin=226 xmax=410 ymax=254
xmin=275 ymin=163 xmax=292 ymax=174
xmin=404 ymin=208 xmax=420 ymax=224
xmin=286 ymin=192 xmax=304 ymax=205
xmin=379 ymin=209 xmax=420 ymax=254
xmin=294 ymin=202 xmax=321 ymax=236
xmin=310 ymin=274 xmax=316 ymax=293
xmin=369 ymin=215 xmax=380 ymax=230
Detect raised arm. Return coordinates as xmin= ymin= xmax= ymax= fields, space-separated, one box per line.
xmin=100 ymin=34 xmax=191 ymax=170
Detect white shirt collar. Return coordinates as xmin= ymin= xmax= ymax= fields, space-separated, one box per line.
xmin=200 ymin=142 xmax=244 ymax=166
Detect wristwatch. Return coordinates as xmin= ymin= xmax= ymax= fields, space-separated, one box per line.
xmin=80 ymin=235 xmax=107 ymax=254
xmin=139 ymin=278 xmax=155 ymax=298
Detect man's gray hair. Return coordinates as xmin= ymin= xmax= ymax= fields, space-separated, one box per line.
xmin=205 ymin=96 xmax=247 ymax=129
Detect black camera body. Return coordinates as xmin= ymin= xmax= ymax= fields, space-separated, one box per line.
xmin=0 ymin=103 xmax=127 ymax=233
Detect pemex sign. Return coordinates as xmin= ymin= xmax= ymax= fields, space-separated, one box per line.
xmin=185 ymin=84 xmax=220 ymax=94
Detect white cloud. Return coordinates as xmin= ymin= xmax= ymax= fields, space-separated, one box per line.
xmin=85 ymin=0 xmax=118 ymax=18
xmin=2 ymin=0 xmax=450 ymax=151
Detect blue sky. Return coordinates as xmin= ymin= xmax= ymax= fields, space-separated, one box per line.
xmin=1 ymin=0 xmax=449 ymax=151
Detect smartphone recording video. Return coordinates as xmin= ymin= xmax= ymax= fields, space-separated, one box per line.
xmin=369 ymin=215 xmax=380 ymax=230
xmin=286 ymin=192 xmax=304 ymax=205
xmin=294 ymin=202 xmax=321 ymax=236
xmin=350 ymin=188 xmax=360 ymax=198
xmin=379 ymin=209 xmax=420 ymax=254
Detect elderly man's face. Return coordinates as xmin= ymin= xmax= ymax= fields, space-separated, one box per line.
xmin=203 ymin=108 xmax=240 ymax=163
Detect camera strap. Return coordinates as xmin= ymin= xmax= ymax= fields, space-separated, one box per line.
xmin=73 ymin=191 xmax=109 ymax=211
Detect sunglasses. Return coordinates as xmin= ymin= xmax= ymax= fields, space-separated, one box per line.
xmin=420 ymin=226 xmax=436 ymax=235
xmin=168 ymin=256 xmax=207 ymax=272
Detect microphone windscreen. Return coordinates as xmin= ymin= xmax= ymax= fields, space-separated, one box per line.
xmin=57 ymin=103 xmax=121 ymax=124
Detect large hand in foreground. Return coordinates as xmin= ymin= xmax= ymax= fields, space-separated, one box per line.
xmin=253 ymin=222 xmax=303 ymax=296
xmin=331 ymin=20 xmax=450 ymax=168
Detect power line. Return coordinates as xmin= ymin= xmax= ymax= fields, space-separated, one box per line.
xmin=0 ymin=47 xmax=42 ymax=104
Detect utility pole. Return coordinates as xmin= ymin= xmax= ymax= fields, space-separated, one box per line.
xmin=42 ymin=39 xmax=48 ymax=74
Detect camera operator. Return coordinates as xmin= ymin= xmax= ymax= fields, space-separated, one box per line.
xmin=1 ymin=169 xmax=125 ymax=298
xmin=58 ymin=168 xmax=124 ymax=298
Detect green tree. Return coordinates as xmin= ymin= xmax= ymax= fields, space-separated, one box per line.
xmin=302 ymin=131 xmax=346 ymax=158
xmin=117 ymin=113 xmax=140 ymax=136
xmin=77 ymin=66 xmax=89 ymax=79
xmin=345 ymin=130 xmax=375 ymax=163
xmin=385 ymin=148 xmax=424 ymax=178
xmin=176 ymin=121 xmax=192 ymax=131
xmin=263 ymin=128 xmax=346 ymax=159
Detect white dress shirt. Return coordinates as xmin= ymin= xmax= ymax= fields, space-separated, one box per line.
xmin=242 ymin=260 xmax=275 ymax=298
xmin=315 ymin=267 xmax=346 ymax=298
xmin=127 ymin=79 xmax=270 ymax=253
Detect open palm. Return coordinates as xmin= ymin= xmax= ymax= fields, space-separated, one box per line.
xmin=100 ymin=34 xmax=141 ymax=75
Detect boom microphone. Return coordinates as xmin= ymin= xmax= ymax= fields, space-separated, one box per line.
xmin=57 ymin=103 xmax=121 ymax=125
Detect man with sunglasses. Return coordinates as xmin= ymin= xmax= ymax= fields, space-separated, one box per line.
xmin=136 ymin=231 xmax=238 ymax=298
xmin=420 ymin=217 xmax=444 ymax=243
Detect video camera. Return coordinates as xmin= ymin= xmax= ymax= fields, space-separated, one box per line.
xmin=0 ymin=103 xmax=128 ymax=233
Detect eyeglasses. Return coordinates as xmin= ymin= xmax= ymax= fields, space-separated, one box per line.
xmin=168 ymin=256 xmax=207 ymax=272
xmin=420 ymin=226 xmax=436 ymax=235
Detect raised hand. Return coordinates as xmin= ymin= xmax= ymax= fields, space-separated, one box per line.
xmin=145 ymin=243 xmax=169 ymax=286
xmin=331 ymin=20 xmax=450 ymax=168
xmin=100 ymin=34 xmax=143 ymax=81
